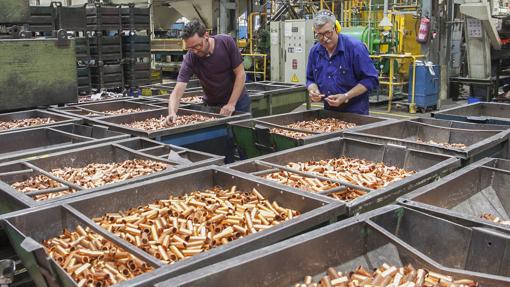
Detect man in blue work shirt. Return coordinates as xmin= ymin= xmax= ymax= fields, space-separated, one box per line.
xmin=306 ymin=10 xmax=379 ymax=115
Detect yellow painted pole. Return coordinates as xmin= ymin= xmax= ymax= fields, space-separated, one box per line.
xmin=409 ymin=55 xmax=417 ymax=113
xmin=387 ymin=57 xmax=394 ymax=112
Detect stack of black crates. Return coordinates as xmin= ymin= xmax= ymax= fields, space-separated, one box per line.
xmin=121 ymin=4 xmax=152 ymax=89
xmin=26 ymin=2 xmax=151 ymax=94
xmin=28 ymin=2 xmax=91 ymax=94
xmin=86 ymin=4 xmax=124 ymax=90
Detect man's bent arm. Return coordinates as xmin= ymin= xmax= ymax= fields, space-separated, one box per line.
xmin=168 ymin=82 xmax=188 ymax=115
xmin=227 ymin=63 xmax=246 ymax=107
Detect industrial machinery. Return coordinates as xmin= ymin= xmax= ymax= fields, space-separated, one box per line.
xmin=0 ymin=0 xmax=78 ymax=112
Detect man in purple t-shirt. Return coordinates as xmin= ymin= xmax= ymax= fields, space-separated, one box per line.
xmin=166 ymin=20 xmax=250 ymax=125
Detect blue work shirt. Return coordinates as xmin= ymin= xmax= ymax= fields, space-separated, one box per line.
xmin=306 ymin=33 xmax=379 ymax=115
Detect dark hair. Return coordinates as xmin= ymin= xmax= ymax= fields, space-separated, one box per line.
xmin=181 ymin=19 xmax=207 ymax=39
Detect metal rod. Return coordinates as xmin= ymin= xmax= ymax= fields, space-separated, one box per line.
xmin=21 ymin=162 xmax=84 ymax=191
xmin=250 ymin=168 xmax=281 ymax=176
xmin=46 ymin=128 xmax=94 ymax=142
xmin=481 ymin=166 xmax=510 ymax=175
xmin=0 ymin=169 xmax=34 ymax=177
xmin=24 ymin=186 xmax=72 ymax=197
xmin=253 ymin=160 xmax=372 ymax=192
xmin=111 ymin=143 xmax=179 ymax=166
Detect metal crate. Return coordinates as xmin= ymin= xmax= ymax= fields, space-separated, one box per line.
xmin=245 ymin=82 xmax=309 ymax=117
xmin=228 ymin=137 xmax=460 ymax=216
xmin=86 ymin=5 xmax=121 ymax=31
xmin=75 ymin=37 xmax=90 ymax=63
xmin=230 ymin=110 xmax=393 ymax=158
xmin=89 ymin=34 xmax=122 ymax=63
xmin=124 ymin=60 xmax=151 ymax=87
xmin=2 ymin=166 xmax=343 ymax=287
xmin=399 ymin=157 xmax=510 ymax=234
xmin=433 ymin=102 xmax=510 ymax=125
xmin=76 ymin=66 xmax=92 ymax=95
xmin=28 ymin=5 xmax=55 ymax=32
xmin=344 ymin=118 xmax=510 ymax=164
xmin=0 ymin=110 xmax=80 ymax=134
xmin=122 ymin=35 xmax=150 ymax=59
xmin=120 ymin=5 xmax=150 ymax=31
xmin=89 ymin=108 xmax=251 ymax=156
xmin=50 ymin=99 xmax=162 ymax=119
xmin=90 ymin=64 xmax=124 ymax=90
xmin=157 ymin=205 xmax=510 ymax=287
xmin=0 ymin=137 xmax=224 ymax=215
xmin=0 ymin=123 xmax=128 ymax=164
xmin=56 ymin=5 xmax=86 ymax=31
xmin=140 ymin=79 xmax=203 ymax=96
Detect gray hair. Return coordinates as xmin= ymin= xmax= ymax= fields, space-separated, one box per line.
xmin=313 ymin=10 xmax=336 ymax=29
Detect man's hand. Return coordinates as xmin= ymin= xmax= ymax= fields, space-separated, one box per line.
xmin=220 ymin=103 xmax=235 ymax=116
xmin=165 ymin=113 xmax=177 ymax=126
xmin=325 ymin=94 xmax=348 ymax=107
xmin=308 ymin=84 xmax=325 ymax=102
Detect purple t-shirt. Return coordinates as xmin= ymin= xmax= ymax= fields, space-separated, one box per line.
xmin=177 ymin=34 xmax=247 ymax=105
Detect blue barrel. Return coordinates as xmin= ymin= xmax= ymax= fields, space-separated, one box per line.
xmin=408 ymin=63 xmax=440 ymax=108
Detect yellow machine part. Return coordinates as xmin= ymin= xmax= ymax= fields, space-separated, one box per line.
xmin=237 ymin=39 xmax=248 ymax=48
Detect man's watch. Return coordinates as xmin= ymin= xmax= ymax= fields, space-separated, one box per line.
xmin=344 ymin=92 xmax=350 ymax=103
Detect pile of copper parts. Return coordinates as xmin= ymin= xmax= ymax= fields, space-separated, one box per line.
xmin=270 ymin=118 xmax=357 ymax=139
xmin=102 ymin=108 xmax=145 ymax=115
xmin=262 ymin=170 xmax=367 ymax=202
xmin=121 ymin=114 xmax=215 ymax=131
xmin=0 ymin=117 xmax=56 ymax=131
xmin=294 ymin=264 xmax=478 ymax=287
xmin=263 ymin=156 xmax=415 ymax=192
xmin=481 ymin=213 xmax=510 ymax=225
xmin=50 ymin=159 xmax=169 ymax=189
xmin=10 ymin=159 xmax=168 ymax=200
xmin=43 ymin=225 xmax=154 ymax=287
xmin=180 ymin=96 xmax=204 ymax=104
xmin=416 ymin=138 xmax=467 ymax=149
xmin=93 ymin=186 xmax=300 ymax=265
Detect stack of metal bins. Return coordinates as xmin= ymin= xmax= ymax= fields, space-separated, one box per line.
xmin=1 ymin=166 xmax=343 ymax=287
xmin=121 ymin=4 xmax=151 ymax=88
xmin=86 ymin=4 xmax=124 ymax=90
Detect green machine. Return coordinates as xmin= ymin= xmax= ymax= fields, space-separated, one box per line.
xmin=342 ymin=26 xmax=399 ymax=74
xmin=0 ymin=0 xmax=78 ymax=112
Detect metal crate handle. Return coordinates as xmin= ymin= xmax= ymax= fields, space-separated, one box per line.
xmin=20 ymin=238 xmax=60 ymax=287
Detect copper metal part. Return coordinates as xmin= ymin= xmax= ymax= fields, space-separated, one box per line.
xmin=0 ymin=117 xmax=56 ymax=131
xmin=270 ymin=118 xmax=357 ymax=139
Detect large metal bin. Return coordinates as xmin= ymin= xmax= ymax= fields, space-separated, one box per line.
xmin=246 ymin=83 xmax=309 ymax=117
xmin=157 ymin=205 xmax=510 ymax=287
xmin=90 ymin=64 xmax=124 ymax=90
xmin=49 ymin=100 xmax=162 ymax=119
xmin=89 ymin=108 xmax=251 ymax=157
xmin=344 ymin=118 xmax=510 ymax=164
xmin=89 ymin=35 xmax=123 ymax=63
xmin=140 ymin=79 xmax=203 ymax=96
xmin=2 ymin=166 xmax=343 ymax=287
xmin=433 ymin=102 xmax=510 ymax=125
xmin=230 ymin=109 xmax=392 ymax=158
xmin=229 ymin=137 xmax=460 ymax=215
xmin=0 ymin=137 xmax=223 ymax=215
xmin=399 ymin=157 xmax=510 ymax=234
xmin=0 ymin=123 xmax=128 ymax=164
xmin=0 ymin=110 xmax=80 ymax=134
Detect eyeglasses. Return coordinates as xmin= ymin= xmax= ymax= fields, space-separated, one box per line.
xmin=186 ymin=38 xmax=206 ymax=51
xmin=314 ymin=29 xmax=335 ymax=40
